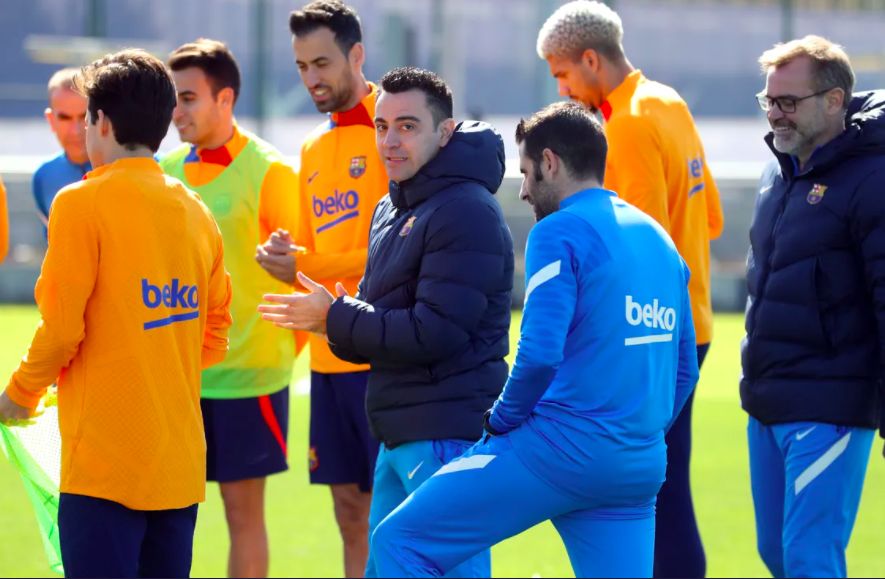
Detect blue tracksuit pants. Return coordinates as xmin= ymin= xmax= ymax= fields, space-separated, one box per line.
xmin=748 ymin=417 xmax=874 ymax=577
xmin=365 ymin=439 xmax=490 ymax=578
xmin=371 ymin=433 xmax=657 ymax=578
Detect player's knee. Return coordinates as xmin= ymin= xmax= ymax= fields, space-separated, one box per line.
xmin=220 ymin=482 xmax=266 ymax=531
xmin=332 ymin=487 xmax=371 ymax=539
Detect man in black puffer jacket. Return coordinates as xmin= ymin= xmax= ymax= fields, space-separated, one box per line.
xmin=260 ymin=67 xmax=513 ymax=578
xmin=743 ymin=36 xmax=885 ymax=579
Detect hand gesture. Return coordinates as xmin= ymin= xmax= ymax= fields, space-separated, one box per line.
xmin=258 ymin=272 xmax=335 ymax=335
xmin=255 ymin=229 xmax=305 ymax=285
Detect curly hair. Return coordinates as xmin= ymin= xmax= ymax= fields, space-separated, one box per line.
xmin=536 ymin=1 xmax=624 ymax=62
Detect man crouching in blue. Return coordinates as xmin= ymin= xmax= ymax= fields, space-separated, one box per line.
xmin=369 ymin=101 xmax=700 ymax=578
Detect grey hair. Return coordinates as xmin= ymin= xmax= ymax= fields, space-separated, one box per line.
xmin=537 ymin=1 xmax=624 ymax=62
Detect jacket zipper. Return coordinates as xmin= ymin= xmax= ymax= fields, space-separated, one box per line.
xmin=750 ymin=177 xmax=795 ymax=339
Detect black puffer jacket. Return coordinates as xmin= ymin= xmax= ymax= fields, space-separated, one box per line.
xmin=741 ymin=91 xmax=885 ymax=437
xmin=326 ymin=121 xmax=514 ymax=447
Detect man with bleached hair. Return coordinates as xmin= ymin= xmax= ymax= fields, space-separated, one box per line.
xmin=537 ymin=3 xmax=723 ymax=576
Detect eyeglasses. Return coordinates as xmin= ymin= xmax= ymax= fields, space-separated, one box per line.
xmin=755 ymin=88 xmax=834 ymax=113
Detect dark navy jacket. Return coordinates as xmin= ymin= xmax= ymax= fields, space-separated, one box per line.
xmin=742 ymin=91 xmax=885 ymax=436
xmin=326 ymin=121 xmax=514 ymax=447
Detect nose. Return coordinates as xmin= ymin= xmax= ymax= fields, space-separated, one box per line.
xmin=557 ymin=80 xmax=570 ymax=98
xmin=381 ymin=129 xmax=399 ymax=150
xmin=172 ymin=102 xmax=185 ymax=122
xmin=519 ymin=181 xmax=529 ymax=202
xmin=303 ymin=67 xmax=320 ymax=89
xmin=767 ymin=103 xmax=784 ymax=123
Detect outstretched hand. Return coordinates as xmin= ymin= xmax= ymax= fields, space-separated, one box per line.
xmin=259 ymin=272 xmax=337 ymax=334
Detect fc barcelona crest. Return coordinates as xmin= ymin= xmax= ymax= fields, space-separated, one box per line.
xmin=350 ymin=156 xmax=367 ymax=179
xmin=807 ymin=183 xmax=827 ymax=205
xmin=399 ymin=216 xmax=416 ymax=237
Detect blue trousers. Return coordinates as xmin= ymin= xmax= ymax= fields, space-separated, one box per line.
xmin=372 ymin=434 xmax=656 ymax=578
xmin=748 ymin=417 xmax=874 ymax=577
xmin=365 ymin=439 xmax=490 ymax=578
xmin=654 ymin=343 xmax=709 ymax=578
xmin=58 ymin=493 xmax=198 ymax=578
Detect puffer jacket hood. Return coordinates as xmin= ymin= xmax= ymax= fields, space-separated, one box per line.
xmin=390 ymin=120 xmax=506 ymax=210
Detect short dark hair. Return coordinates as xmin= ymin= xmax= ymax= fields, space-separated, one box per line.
xmin=289 ymin=1 xmax=362 ymax=57
xmin=380 ymin=67 xmax=453 ymax=126
xmin=515 ymin=102 xmax=607 ymax=182
xmin=168 ymin=38 xmax=241 ymax=103
xmin=75 ymin=49 xmax=176 ymax=153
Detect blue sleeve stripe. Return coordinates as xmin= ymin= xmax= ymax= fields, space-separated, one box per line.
xmin=525 ymin=260 xmax=561 ymax=302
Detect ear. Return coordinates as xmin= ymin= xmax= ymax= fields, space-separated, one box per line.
xmin=826 ymin=88 xmax=847 ymax=115
xmin=438 ymin=118 xmax=456 ymax=147
xmin=581 ymin=48 xmax=600 ymax=72
xmin=349 ymin=42 xmax=365 ymax=70
xmin=217 ymin=87 xmax=236 ymax=111
xmin=97 ymin=110 xmax=111 ymax=138
xmin=541 ymin=147 xmax=559 ymax=179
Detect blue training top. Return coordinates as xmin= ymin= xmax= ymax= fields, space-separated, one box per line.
xmin=32 ymin=153 xmax=91 ymax=228
xmin=489 ymin=188 xmax=699 ymax=502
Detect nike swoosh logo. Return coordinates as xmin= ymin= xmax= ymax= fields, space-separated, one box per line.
xmin=760 ymin=185 xmax=773 ymax=194
xmin=796 ymin=426 xmax=817 ymax=441
xmin=307 ymin=171 xmax=319 ymax=184
xmin=407 ymin=461 xmax=424 ymax=480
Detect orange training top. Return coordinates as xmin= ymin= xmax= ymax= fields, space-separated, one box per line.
xmin=297 ymin=84 xmax=389 ymax=373
xmin=5 ymin=157 xmax=233 ymax=510
xmin=602 ymin=70 xmax=724 ymax=345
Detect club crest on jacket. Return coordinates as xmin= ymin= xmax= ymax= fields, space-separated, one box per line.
xmin=807 ymin=183 xmax=827 ymax=205
xmin=399 ymin=216 xmax=416 ymax=237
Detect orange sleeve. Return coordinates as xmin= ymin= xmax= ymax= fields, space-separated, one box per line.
xmin=258 ymin=160 xmax=300 ymax=241
xmin=0 ymin=178 xmax=8 ymax=263
xmin=201 ymin=223 xmax=233 ymax=369
xmin=297 ymin=248 xmax=368 ymax=283
xmin=703 ymin=160 xmax=725 ymax=240
xmin=604 ymin=115 xmax=670 ymax=231
xmin=5 ymin=188 xmax=98 ymax=409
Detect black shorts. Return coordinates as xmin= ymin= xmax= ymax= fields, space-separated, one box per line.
xmin=201 ymin=386 xmax=289 ymax=483
xmin=309 ymin=371 xmax=378 ymax=492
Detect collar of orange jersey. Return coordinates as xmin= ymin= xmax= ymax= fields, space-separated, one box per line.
xmin=193 ymin=123 xmax=248 ymax=166
xmin=600 ymin=70 xmax=644 ymax=122
xmin=331 ymin=82 xmax=377 ymax=128
xmin=85 ymin=156 xmax=159 ymax=180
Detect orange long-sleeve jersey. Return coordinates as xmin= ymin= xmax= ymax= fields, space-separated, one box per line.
xmin=0 ymin=176 xmax=8 ymax=263
xmin=602 ymin=70 xmax=724 ymax=345
xmin=5 ymin=157 xmax=233 ymax=510
xmin=297 ymin=84 xmax=389 ymax=373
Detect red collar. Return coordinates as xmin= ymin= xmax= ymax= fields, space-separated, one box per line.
xmin=600 ymin=100 xmax=613 ymax=122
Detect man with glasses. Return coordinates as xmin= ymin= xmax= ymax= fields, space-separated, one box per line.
xmin=535 ymin=3 xmax=722 ymax=577
xmin=744 ymin=35 xmax=885 ymax=578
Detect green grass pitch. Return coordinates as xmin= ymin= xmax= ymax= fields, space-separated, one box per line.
xmin=0 ymin=305 xmax=882 ymax=577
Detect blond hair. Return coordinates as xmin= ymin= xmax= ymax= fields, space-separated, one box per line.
xmin=759 ymin=35 xmax=854 ymax=105
xmin=537 ymin=0 xmax=624 ymax=62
